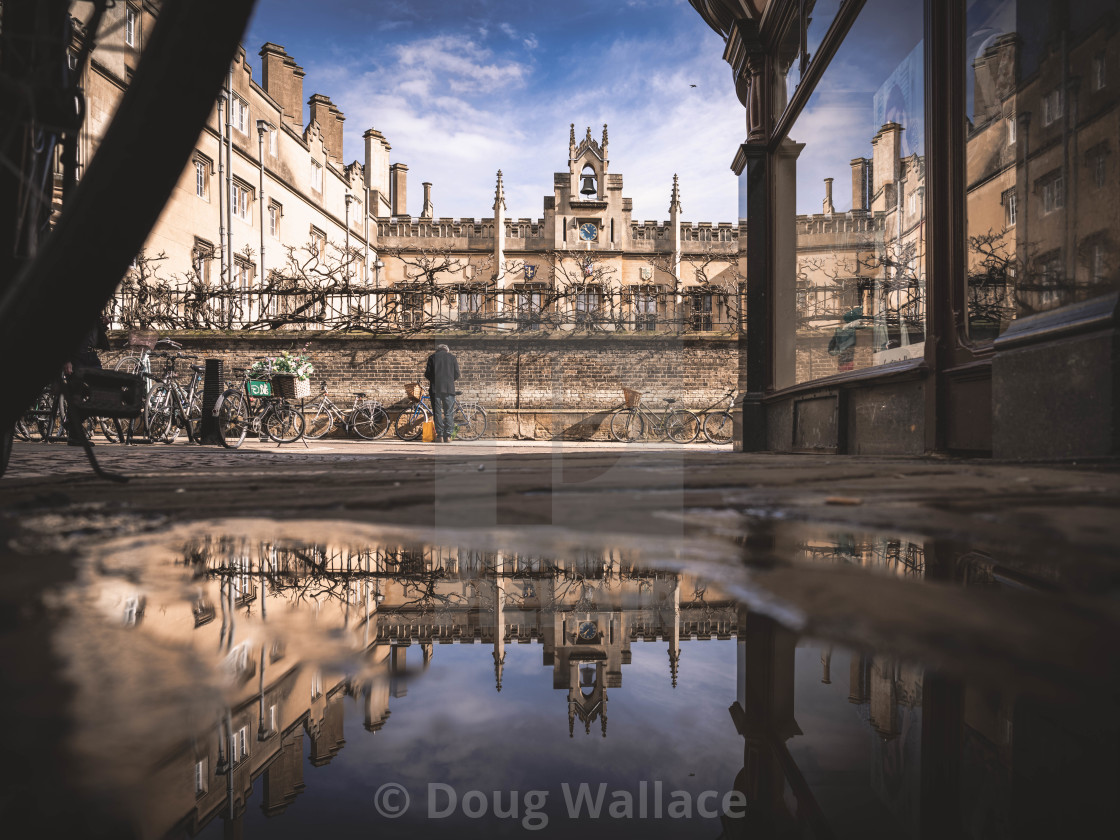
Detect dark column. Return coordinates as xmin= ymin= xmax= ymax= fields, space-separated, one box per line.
xmin=737 ymin=144 xmax=770 ymax=451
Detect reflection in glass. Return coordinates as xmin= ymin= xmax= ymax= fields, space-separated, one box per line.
xmin=966 ymin=0 xmax=1119 ymax=339
xmin=773 ymin=0 xmax=926 ymax=388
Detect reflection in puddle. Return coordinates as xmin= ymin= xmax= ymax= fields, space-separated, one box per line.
xmin=24 ymin=523 xmax=1118 ymax=837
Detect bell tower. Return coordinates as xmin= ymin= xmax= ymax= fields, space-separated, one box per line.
xmin=549 ymin=123 xmax=631 ymax=250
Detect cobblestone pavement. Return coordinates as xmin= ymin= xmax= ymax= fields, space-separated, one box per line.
xmin=4 ymin=438 xmax=1120 ymax=564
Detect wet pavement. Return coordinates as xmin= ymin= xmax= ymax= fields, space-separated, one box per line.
xmin=1 ymin=439 xmax=1119 ymax=838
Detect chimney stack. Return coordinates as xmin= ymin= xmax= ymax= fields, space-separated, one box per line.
xmin=364 ymin=129 xmax=391 ymax=217
xmin=390 ymin=163 xmax=409 ymax=216
xmin=308 ymin=94 xmax=344 ymax=163
xmin=823 ymin=177 xmax=835 ymax=214
xmin=259 ymin=43 xmax=304 ymax=130
xmin=421 ymin=182 xmax=434 ymax=219
xmin=850 ymin=158 xmax=870 ymax=212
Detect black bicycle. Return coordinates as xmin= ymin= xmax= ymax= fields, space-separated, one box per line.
xmin=214 ymin=371 xmax=306 ymax=449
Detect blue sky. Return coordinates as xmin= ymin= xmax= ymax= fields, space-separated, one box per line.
xmin=243 ymin=0 xmax=745 ymax=224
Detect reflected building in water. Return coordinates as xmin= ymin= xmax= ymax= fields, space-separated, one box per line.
xmin=77 ymin=533 xmax=1116 ymax=838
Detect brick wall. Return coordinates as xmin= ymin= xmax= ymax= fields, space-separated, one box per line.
xmin=106 ymin=332 xmax=739 ymax=440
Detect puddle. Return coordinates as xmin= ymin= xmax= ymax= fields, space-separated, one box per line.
xmin=3 ymin=518 xmax=1118 ymax=838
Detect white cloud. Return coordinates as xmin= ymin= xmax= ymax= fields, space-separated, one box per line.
xmin=313 ymin=18 xmax=742 ymax=223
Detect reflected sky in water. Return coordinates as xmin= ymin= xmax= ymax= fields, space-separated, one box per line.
xmin=7 ymin=519 xmax=1116 ymax=838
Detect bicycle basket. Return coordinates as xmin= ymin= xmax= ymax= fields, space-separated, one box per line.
xmin=622 ymin=387 xmax=642 ymax=408
xmin=126 ymin=330 xmax=159 ymax=350
xmin=405 ymin=382 xmax=422 ymax=401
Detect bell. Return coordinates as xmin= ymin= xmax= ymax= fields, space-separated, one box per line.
xmin=579 ymin=175 xmax=596 ymax=196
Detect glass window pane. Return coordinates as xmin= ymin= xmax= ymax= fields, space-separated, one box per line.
xmin=773 ymin=0 xmax=925 ymax=389
xmin=965 ymin=0 xmax=1119 ymax=341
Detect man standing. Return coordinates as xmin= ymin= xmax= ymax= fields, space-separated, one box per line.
xmin=424 ymin=343 xmax=460 ymax=443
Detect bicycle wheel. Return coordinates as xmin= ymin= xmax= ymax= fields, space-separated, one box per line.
xmin=702 ymin=411 xmax=734 ymax=444
xmin=351 ymin=405 xmax=390 ymax=440
xmin=97 ymin=417 xmax=124 ymax=443
xmin=114 ymin=355 xmax=144 ymax=375
xmin=185 ymin=390 xmax=203 ymax=441
xmin=609 ymin=408 xmax=645 ymax=442
xmin=452 ymin=404 xmax=487 ymax=441
xmin=216 ymin=389 xmax=249 ymax=449
xmin=395 ymin=405 xmax=427 ymax=441
xmin=302 ymin=401 xmax=335 ymax=439
xmin=264 ymin=402 xmax=305 ymax=444
xmin=145 ymin=384 xmax=176 ymax=443
xmin=666 ymin=409 xmax=700 ymax=444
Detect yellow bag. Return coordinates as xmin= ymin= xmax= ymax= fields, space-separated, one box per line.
xmin=422 ymin=419 xmax=436 ymax=442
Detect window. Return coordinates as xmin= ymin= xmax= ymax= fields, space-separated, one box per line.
xmin=396 ymin=290 xmax=425 ymax=328
xmin=194 ymin=758 xmax=208 ymax=797
xmin=1090 ymin=242 xmax=1108 ymax=284
xmin=268 ymin=704 xmax=278 ymax=733
xmin=269 ymin=202 xmax=281 ymax=238
xmin=458 ymin=289 xmax=486 ymax=328
xmin=269 ymin=127 xmax=277 ymax=156
xmin=689 ymin=292 xmax=715 ymax=332
xmin=1042 ymin=88 xmax=1063 ymax=126
xmin=1007 ymin=116 xmax=1016 ymax=145
xmin=1094 ymin=55 xmax=1107 ymax=91
xmin=125 ymin=6 xmax=137 ymax=47
xmin=514 ymin=285 xmax=545 ymax=330
xmin=573 ymin=285 xmax=602 ymax=324
xmin=193 ymin=155 xmax=210 ymax=200
xmin=1088 ymin=146 xmax=1109 ymax=189
xmin=311 ymin=160 xmax=323 ymax=193
xmin=309 ymin=226 xmax=326 ymax=257
xmin=233 ymin=259 xmax=254 ymax=290
xmin=192 ymin=239 xmax=213 ymax=284
xmin=231 ymin=94 xmax=249 ymax=134
xmin=310 ymin=669 xmax=323 ymax=700
xmin=231 ymin=725 xmax=249 ymax=765
xmin=1040 ymin=172 xmax=1064 ymax=214
xmin=1004 ymin=189 xmax=1017 ymax=227
xmin=230 ymin=180 xmax=253 ymax=222
xmin=629 ymin=286 xmax=661 ymax=331
xmin=67 ymin=50 xmax=77 ymax=71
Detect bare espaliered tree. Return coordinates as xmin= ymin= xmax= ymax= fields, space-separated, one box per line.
xmin=105 ymin=238 xmax=744 ymax=335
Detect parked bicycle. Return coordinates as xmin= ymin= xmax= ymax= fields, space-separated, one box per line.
xmin=213 ymin=369 xmax=306 ymax=449
xmin=143 ymin=354 xmax=205 ymax=444
xmin=699 ymin=389 xmax=736 ymax=445
xmin=608 ymin=388 xmax=700 ymax=443
xmin=395 ymin=384 xmax=487 ymax=441
xmin=301 ymin=382 xmax=390 ymax=440
xmin=17 ymin=378 xmax=121 ymax=443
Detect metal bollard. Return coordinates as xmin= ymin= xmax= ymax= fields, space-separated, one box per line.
xmin=199 ymin=358 xmax=225 ymax=444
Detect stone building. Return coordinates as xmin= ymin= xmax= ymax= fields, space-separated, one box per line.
xmin=66 ymin=14 xmax=746 ymax=336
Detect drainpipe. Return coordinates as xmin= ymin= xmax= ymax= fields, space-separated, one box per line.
xmin=217 ymin=97 xmax=226 ymax=284
xmin=256 ymin=121 xmax=268 ymax=324
xmin=225 ymin=67 xmax=234 ymax=288
xmin=345 ymin=189 xmax=352 ymax=288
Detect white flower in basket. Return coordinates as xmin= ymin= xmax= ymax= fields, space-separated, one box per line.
xmin=255 ymin=350 xmax=314 ymax=399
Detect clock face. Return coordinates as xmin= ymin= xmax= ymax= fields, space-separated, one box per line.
xmin=577 ymin=621 xmax=597 ymax=642
xmin=579 ymin=222 xmax=598 ymax=241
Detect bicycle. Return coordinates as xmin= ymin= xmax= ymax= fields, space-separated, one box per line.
xmin=700 ymin=389 xmax=736 ymax=445
xmin=608 ymin=389 xmax=700 ymax=444
xmin=395 ymin=385 xmax=487 ymax=441
xmin=213 ymin=369 xmax=306 ymax=449
xmin=143 ymin=355 xmax=205 ymax=444
xmin=1 ymin=0 xmax=257 ymax=464
xmin=17 ymin=378 xmax=121 ymax=444
xmin=301 ymin=381 xmax=390 ymax=440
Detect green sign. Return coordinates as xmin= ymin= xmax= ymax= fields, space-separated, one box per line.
xmin=246 ymin=379 xmax=273 ymax=397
